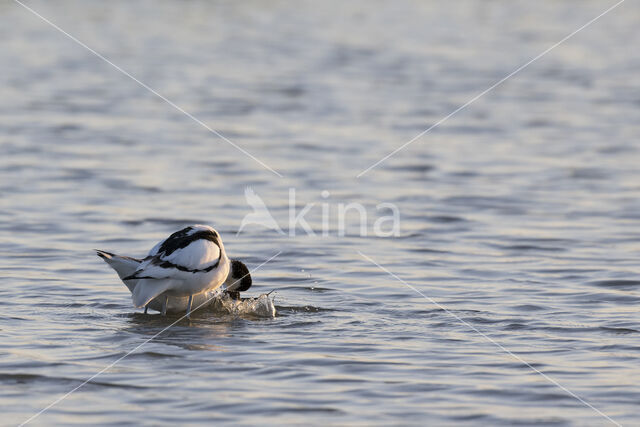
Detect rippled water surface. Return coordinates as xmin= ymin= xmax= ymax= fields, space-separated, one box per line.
xmin=1 ymin=1 xmax=640 ymax=425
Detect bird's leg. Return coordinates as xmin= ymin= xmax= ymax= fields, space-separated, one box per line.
xmin=162 ymin=294 xmax=168 ymax=316
xmin=144 ymin=304 xmax=148 ymax=314
xmin=186 ymin=295 xmax=193 ymax=319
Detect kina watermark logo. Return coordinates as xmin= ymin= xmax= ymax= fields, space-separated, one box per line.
xmin=237 ymin=187 xmax=400 ymax=237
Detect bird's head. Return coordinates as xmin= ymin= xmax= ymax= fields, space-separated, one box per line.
xmin=224 ymin=260 xmax=252 ymax=293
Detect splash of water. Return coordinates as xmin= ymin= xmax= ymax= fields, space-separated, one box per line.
xmin=209 ymin=293 xmax=277 ymax=318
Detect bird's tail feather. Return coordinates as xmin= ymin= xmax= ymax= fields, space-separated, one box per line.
xmin=95 ymin=250 xmax=142 ymax=292
xmin=132 ymin=279 xmax=174 ymax=308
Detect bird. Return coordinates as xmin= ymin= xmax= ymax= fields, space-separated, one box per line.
xmin=96 ymin=225 xmax=242 ymax=318
xmin=237 ymin=187 xmax=284 ymax=235
xmin=96 ymin=249 xmax=253 ymax=314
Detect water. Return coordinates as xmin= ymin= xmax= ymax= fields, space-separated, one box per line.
xmin=1 ymin=1 xmax=639 ymax=425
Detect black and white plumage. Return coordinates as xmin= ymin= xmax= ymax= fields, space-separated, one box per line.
xmin=225 ymin=259 xmax=253 ymax=300
xmin=96 ymin=225 xmax=251 ymax=316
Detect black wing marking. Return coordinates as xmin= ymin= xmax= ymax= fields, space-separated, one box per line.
xmin=122 ymin=226 xmax=222 ymax=280
xmin=157 ymin=227 xmax=220 ymax=256
xmin=123 ymin=258 xmax=220 ymax=280
xmin=151 ymin=257 xmax=221 ymax=274
xmin=95 ymin=249 xmax=142 ymax=263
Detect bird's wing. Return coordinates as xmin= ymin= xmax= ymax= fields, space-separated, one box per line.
xmin=95 ymin=250 xmax=141 ymax=280
xmin=159 ymin=237 xmax=221 ymax=271
xmin=146 ymin=225 xmax=197 ymax=257
xmin=96 ymin=250 xmax=144 ymax=293
xmin=132 ymin=278 xmax=175 ymax=308
xmin=124 ymin=226 xmax=222 ymax=280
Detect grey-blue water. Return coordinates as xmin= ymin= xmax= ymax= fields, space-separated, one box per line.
xmin=1 ymin=1 xmax=639 ymax=425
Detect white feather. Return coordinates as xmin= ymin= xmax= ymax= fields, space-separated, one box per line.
xmin=161 ymin=239 xmax=221 ymax=271
xmin=132 ymin=279 xmax=175 ymax=308
xmin=97 ymin=225 xmax=232 ymax=311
